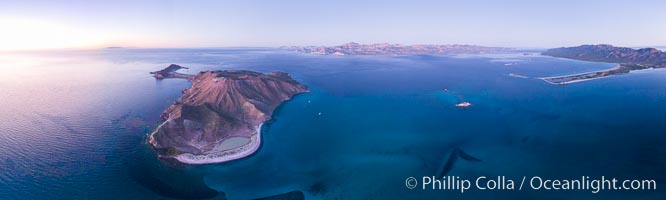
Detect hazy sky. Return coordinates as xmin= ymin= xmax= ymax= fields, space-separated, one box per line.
xmin=1 ymin=0 xmax=665 ymax=49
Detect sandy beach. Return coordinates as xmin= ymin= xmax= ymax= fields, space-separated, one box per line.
xmin=148 ymin=121 xmax=263 ymax=165
xmin=539 ymin=64 xmax=621 ymax=85
xmin=172 ymin=123 xmax=263 ymax=164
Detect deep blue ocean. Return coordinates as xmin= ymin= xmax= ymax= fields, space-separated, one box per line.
xmin=0 ymin=48 xmax=664 ymax=199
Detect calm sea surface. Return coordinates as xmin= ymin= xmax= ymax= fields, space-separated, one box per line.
xmin=0 ymin=48 xmax=664 ymax=199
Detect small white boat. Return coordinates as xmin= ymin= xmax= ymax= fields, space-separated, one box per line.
xmin=455 ymin=102 xmax=472 ymax=107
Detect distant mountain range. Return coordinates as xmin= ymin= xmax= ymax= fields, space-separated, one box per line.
xmin=542 ymin=44 xmax=666 ymax=68
xmin=284 ymin=42 xmax=512 ymax=55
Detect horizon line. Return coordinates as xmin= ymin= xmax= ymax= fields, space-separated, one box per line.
xmin=2 ymin=43 xmax=665 ymax=53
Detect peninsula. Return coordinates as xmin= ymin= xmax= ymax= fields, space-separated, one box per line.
xmin=285 ymin=42 xmax=511 ymax=56
xmin=148 ymin=65 xmax=308 ymax=164
xmin=150 ymin=64 xmax=193 ymax=79
xmin=540 ymin=44 xmax=666 ymax=84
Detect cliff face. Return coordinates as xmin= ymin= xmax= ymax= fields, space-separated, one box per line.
xmin=542 ymin=44 xmax=666 ymax=68
xmin=149 ymin=68 xmax=308 ymax=157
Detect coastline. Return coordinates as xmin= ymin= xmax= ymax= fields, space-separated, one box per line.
xmin=170 ymin=123 xmax=263 ymax=165
xmin=147 ymin=116 xmax=171 ymax=147
xmin=538 ymin=64 xmax=621 ymax=85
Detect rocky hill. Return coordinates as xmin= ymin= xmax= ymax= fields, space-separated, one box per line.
xmin=148 ymin=65 xmax=308 ymax=164
xmin=542 ymin=44 xmax=666 ymax=68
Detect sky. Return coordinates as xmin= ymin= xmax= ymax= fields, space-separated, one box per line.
xmin=1 ymin=0 xmax=665 ymax=50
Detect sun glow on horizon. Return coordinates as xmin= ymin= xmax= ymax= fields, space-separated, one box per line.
xmin=0 ymin=17 xmax=113 ymax=51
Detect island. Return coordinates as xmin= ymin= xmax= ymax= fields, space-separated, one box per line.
xmin=148 ymin=65 xmax=308 ymax=164
xmin=540 ymin=44 xmax=666 ymax=84
xmin=508 ymin=73 xmax=529 ymax=78
xmin=150 ymin=64 xmax=192 ymax=79
xmin=284 ymin=42 xmax=512 ymax=56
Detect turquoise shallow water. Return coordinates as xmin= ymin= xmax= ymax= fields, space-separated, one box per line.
xmin=0 ymin=49 xmax=664 ymax=199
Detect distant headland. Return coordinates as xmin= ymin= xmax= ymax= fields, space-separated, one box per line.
xmin=148 ymin=64 xmax=308 ymax=164
xmin=149 ymin=64 xmax=193 ymax=79
xmin=540 ymin=44 xmax=666 ymax=84
xmin=284 ymin=42 xmax=512 ymax=56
